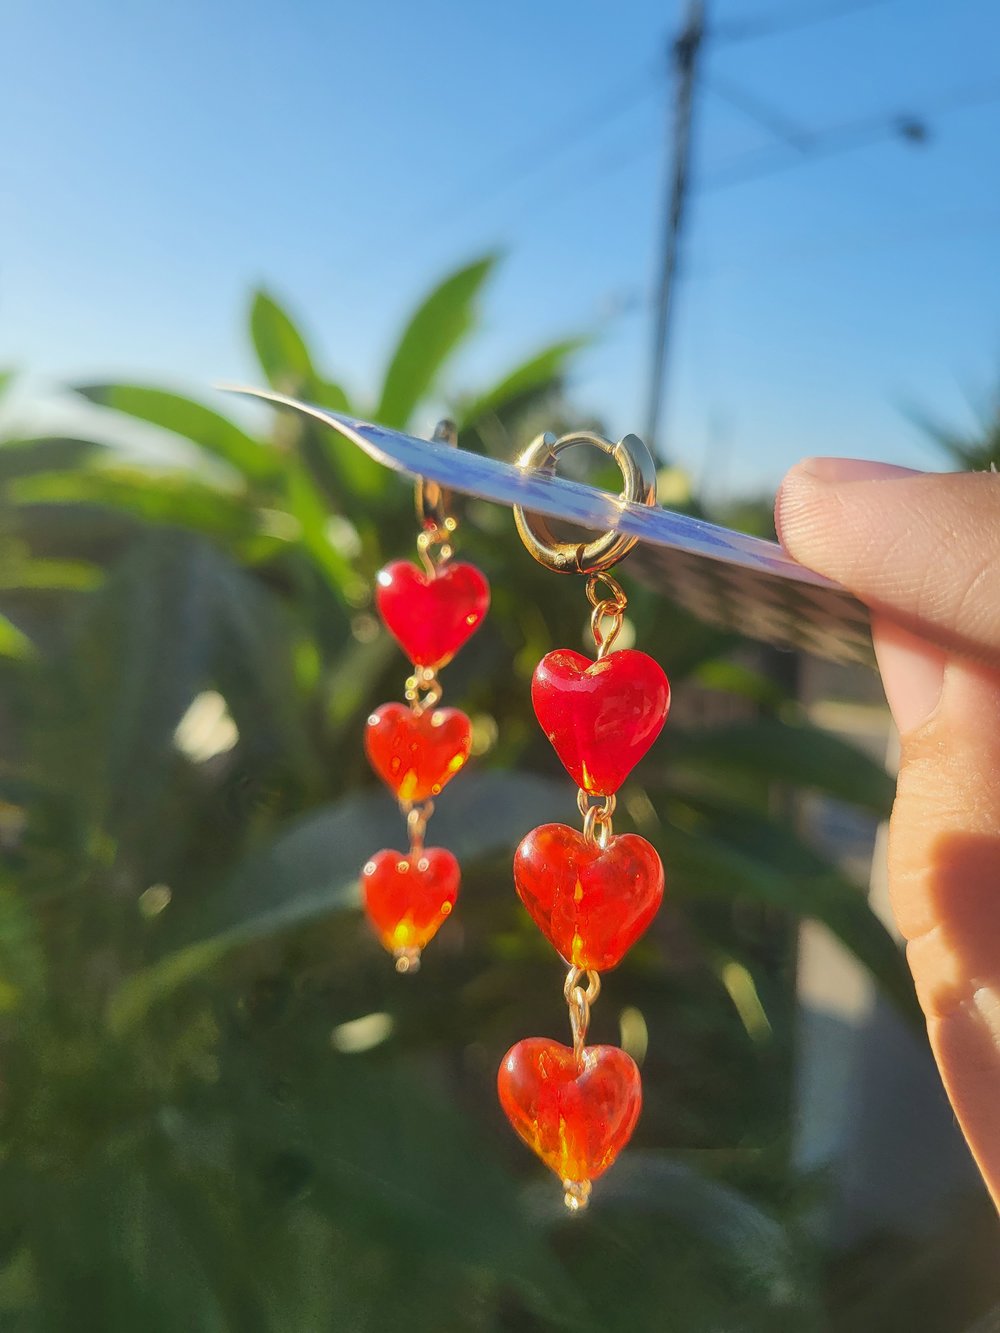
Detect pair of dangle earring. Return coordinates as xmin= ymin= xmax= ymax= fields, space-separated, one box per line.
xmin=359 ymin=421 xmax=669 ymax=1210
xmin=498 ymin=429 xmax=671 ymax=1210
xmin=361 ymin=422 xmax=490 ymax=972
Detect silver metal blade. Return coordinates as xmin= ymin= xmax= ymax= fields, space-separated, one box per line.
xmin=220 ymin=384 xmax=873 ymax=666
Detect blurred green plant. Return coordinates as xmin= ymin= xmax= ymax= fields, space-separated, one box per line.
xmin=909 ymin=379 xmax=1000 ymax=471
xmin=0 ymin=258 xmax=977 ymax=1331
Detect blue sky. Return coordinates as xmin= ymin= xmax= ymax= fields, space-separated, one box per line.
xmin=4 ymin=0 xmax=1000 ymax=497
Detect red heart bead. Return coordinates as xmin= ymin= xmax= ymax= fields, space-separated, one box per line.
xmin=362 ymin=847 xmax=459 ymax=960
xmin=365 ymin=703 xmax=471 ymax=803
xmin=514 ymin=823 xmax=663 ymax=971
xmin=375 ymin=560 xmax=490 ymax=669
xmin=497 ymin=1038 xmax=641 ymax=1195
xmin=531 ymin=648 xmax=670 ymax=796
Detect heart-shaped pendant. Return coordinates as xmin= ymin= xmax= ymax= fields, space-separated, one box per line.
xmin=514 ymin=823 xmax=663 ymax=971
xmin=362 ymin=847 xmax=459 ymax=967
xmin=365 ymin=703 xmax=471 ymax=803
xmin=375 ymin=560 xmax=490 ymax=670
xmin=531 ymin=649 xmax=670 ymax=796
xmin=497 ymin=1038 xmax=641 ymax=1203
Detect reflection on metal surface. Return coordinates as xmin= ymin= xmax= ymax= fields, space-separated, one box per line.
xmin=220 ymin=385 xmax=873 ymax=665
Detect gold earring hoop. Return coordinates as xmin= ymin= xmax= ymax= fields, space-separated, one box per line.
xmin=512 ymin=429 xmax=657 ymax=574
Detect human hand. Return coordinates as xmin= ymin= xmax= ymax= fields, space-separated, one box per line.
xmin=775 ymin=458 xmax=1000 ymax=1207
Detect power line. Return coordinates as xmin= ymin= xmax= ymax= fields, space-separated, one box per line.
xmin=411 ymin=67 xmax=659 ymax=235
xmin=706 ymin=72 xmax=814 ymax=151
xmin=643 ymin=0 xmax=905 ymax=450
xmin=711 ymin=0 xmax=898 ymax=45
xmin=488 ymin=71 xmax=1000 ymax=222
xmin=691 ymin=205 xmax=1000 ymax=276
xmin=701 ymin=75 xmax=1000 ymax=191
xmin=598 ymin=204 xmax=1000 ymax=332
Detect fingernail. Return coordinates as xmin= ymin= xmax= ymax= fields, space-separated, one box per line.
xmin=797 ymin=458 xmax=924 ymax=483
xmin=872 ymin=617 xmax=946 ymax=736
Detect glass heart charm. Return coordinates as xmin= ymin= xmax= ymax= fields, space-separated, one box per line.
xmin=497 ymin=1037 xmax=642 ymax=1209
xmin=362 ymin=847 xmax=460 ymax=972
xmin=502 ymin=428 xmax=668 ymax=1208
xmin=376 ymin=559 xmax=490 ymax=670
xmin=364 ymin=702 xmax=472 ymax=803
xmin=531 ymin=648 xmax=670 ymax=796
xmin=514 ymin=823 xmax=664 ymax=971
xmin=360 ymin=433 xmax=490 ymax=971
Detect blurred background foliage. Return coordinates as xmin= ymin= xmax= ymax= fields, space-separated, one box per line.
xmin=0 ymin=256 xmax=995 ymax=1331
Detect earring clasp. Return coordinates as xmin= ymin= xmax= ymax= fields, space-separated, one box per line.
xmin=513 ymin=429 xmax=657 ymax=574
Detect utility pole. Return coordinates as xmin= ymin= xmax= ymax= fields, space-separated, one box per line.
xmin=645 ymin=0 xmax=706 ymax=458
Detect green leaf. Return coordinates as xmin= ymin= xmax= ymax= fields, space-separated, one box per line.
xmin=248 ymin=288 xmax=328 ymax=399
xmin=288 ymin=1060 xmax=582 ymax=1326
xmin=34 ymin=531 xmax=314 ymax=870
xmin=554 ymin=1151 xmax=808 ymax=1294
xmin=665 ymin=717 xmax=895 ymax=815
xmin=73 ymin=383 xmax=278 ymax=481
xmin=376 ymin=255 xmax=497 ymax=428
xmin=0 ymin=613 xmax=34 ymax=659
xmin=311 ymin=378 xmax=351 ymax=412
xmin=250 ymin=288 xmax=315 ymax=390
xmin=458 ymin=335 xmax=589 ymax=436
xmin=249 ymin=290 xmax=353 ymax=417
xmin=10 ymin=501 xmax=144 ymax=567
xmin=0 ymin=557 xmax=101 ymax=592
xmin=665 ymin=817 xmax=920 ymax=1024
xmin=0 ymin=369 xmax=14 ymax=401
xmin=690 ymin=658 xmax=787 ymax=707
xmin=283 ymin=458 xmax=357 ymax=600
xmin=108 ymin=771 xmax=572 ymax=1031
xmin=523 ymin=1153 xmax=821 ymax=1332
xmin=12 ymin=467 xmax=273 ymax=550
xmin=23 ymin=1160 xmax=237 ymax=1332
xmin=0 ymin=437 xmax=101 ymax=484
xmin=0 ymin=885 xmax=46 ymax=1013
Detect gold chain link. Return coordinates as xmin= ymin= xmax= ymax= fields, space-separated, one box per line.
xmin=564 ymin=965 xmax=601 ymax=1066
xmin=404 ymin=666 xmax=443 ymax=715
xmin=577 ymin=789 xmax=616 ymax=848
xmin=416 ymin=523 xmax=457 ymax=576
xmin=406 ymin=801 xmax=435 ymax=854
xmin=586 ymin=571 xmax=628 ymax=660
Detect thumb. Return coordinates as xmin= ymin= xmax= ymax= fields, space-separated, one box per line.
xmin=776 ymin=457 xmax=1000 ymax=1206
xmin=775 ymin=458 xmax=1000 ymax=672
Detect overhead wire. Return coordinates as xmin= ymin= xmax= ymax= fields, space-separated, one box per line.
xmin=409 ymin=65 xmax=660 ymax=234
xmin=710 ymin=0 xmax=900 ymax=45
xmin=701 ymin=74 xmax=1000 ymax=191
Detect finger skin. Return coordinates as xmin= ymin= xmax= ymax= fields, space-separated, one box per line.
xmin=883 ymin=647 xmax=1000 ymax=1203
xmin=776 ymin=463 xmax=1000 ymax=1206
xmin=776 ymin=467 xmax=1000 ymax=669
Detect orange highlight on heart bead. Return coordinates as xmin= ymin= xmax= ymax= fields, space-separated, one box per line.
xmin=514 ymin=823 xmax=663 ymax=971
xmin=362 ymin=847 xmax=460 ymax=971
xmin=497 ymin=1038 xmax=642 ymax=1208
xmin=531 ymin=648 xmax=670 ymax=796
xmin=375 ymin=559 xmax=490 ymax=669
xmin=365 ymin=702 xmax=471 ymax=803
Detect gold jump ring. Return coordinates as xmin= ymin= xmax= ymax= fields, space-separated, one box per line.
xmin=513 ymin=430 xmax=657 ymax=575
